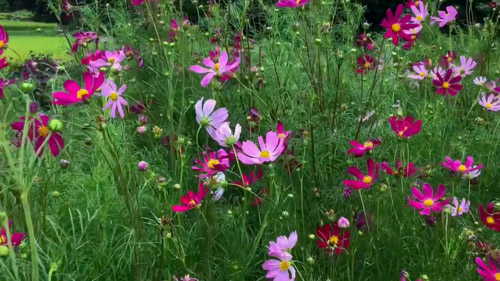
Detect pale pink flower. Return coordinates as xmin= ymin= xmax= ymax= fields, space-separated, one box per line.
xmin=408 ymin=63 xmax=428 ymax=80
xmin=478 ymin=93 xmax=500 ymax=111
xmin=452 ymin=56 xmax=477 ymax=77
xmin=431 ymin=6 xmax=458 ymax=27
xmin=237 ymin=131 xmax=285 ymax=165
xmin=189 ymin=51 xmax=240 ymax=87
xmin=410 ymin=3 xmax=428 ymax=23
xmin=102 ymin=80 xmax=128 ymax=119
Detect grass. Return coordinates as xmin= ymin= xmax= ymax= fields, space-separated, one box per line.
xmin=3 ymin=35 xmax=71 ymax=63
xmin=0 ymin=19 xmax=57 ymax=31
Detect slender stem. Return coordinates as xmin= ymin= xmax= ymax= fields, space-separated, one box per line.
xmin=21 ymin=191 xmax=39 ymax=281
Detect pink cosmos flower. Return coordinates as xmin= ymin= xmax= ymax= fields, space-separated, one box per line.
xmin=452 ymin=56 xmax=477 ymax=77
xmin=478 ymin=93 xmax=500 ymax=111
xmin=237 ymin=131 xmax=285 ymax=165
xmin=189 ymin=51 xmax=240 ymax=87
xmin=408 ymin=63 xmax=428 ymax=80
xmin=380 ymin=4 xmax=419 ymax=45
xmin=407 ymin=183 xmax=450 ymax=215
xmin=410 ymin=3 xmax=428 ymax=23
xmin=192 ymin=149 xmax=230 ymax=178
xmin=475 ymin=256 xmax=500 ymax=281
xmin=131 ymin=0 xmax=144 ymax=5
xmin=213 ymin=122 xmax=241 ymax=147
xmin=474 ymin=77 xmax=488 ymax=86
xmin=81 ymin=50 xmax=104 ymax=66
xmin=433 ymin=69 xmax=462 ymax=96
xmin=276 ymin=0 xmax=309 ymax=8
xmin=11 ymin=114 xmax=64 ymax=157
xmin=172 ymin=182 xmax=209 ymax=212
xmin=101 ymin=80 xmax=128 ymax=119
xmin=381 ymin=160 xmax=417 ymax=177
xmin=0 ymin=78 xmax=14 ymax=99
xmin=195 ymin=98 xmax=228 ymax=136
xmin=262 ymin=254 xmax=296 ymax=281
xmin=429 ymin=66 xmax=446 ymax=80
xmin=343 ymin=158 xmax=380 ymax=190
xmin=450 ymin=197 xmax=470 ymax=217
xmin=90 ymin=50 xmax=126 ymax=72
xmin=431 ymin=6 xmax=458 ymax=27
xmin=402 ymin=25 xmax=422 ymax=50
xmin=0 ymin=49 xmax=8 ymax=70
xmin=268 ymin=231 xmax=298 ymax=259
xmin=0 ymin=220 xmax=24 ymax=247
xmin=347 ymin=138 xmax=381 ymax=158
xmin=72 ymin=31 xmax=99 ymax=53
xmin=52 ymin=71 xmax=104 ymax=105
xmin=388 ymin=115 xmax=422 ymax=138
xmin=0 ymin=25 xmax=8 ymax=49
xmin=441 ymin=156 xmax=483 ymax=174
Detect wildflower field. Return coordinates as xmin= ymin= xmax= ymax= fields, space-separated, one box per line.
xmin=0 ymin=0 xmax=500 ymax=280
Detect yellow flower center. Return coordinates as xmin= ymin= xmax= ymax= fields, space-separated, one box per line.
xmin=329 ymin=235 xmax=339 ymax=245
xmin=423 ymin=199 xmax=434 ymax=207
xmin=363 ymin=141 xmax=373 ymax=148
xmin=391 ymin=23 xmax=401 ymax=32
xmin=0 ymin=235 xmax=5 ymax=244
xmin=280 ymin=260 xmax=291 ymax=271
xmin=207 ymin=159 xmax=220 ymax=169
xmin=109 ymin=92 xmax=119 ymax=101
xmin=296 ymin=0 xmax=300 ymax=5
xmin=447 ymin=57 xmax=453 ymax=62
xmin=214 ymin=63 xmax=220 ymax=71
xmin=362 ymin=176 xmax=372 ymax=184
xmin=0 ymin=40 xmax=4 ymax=48
xmin=411 ymin=35 xmax=416 ymax=40
xmin=278 ymin=133 xmax=286 ymax=139
xmin=420 ymin=72 xmax=426 ymax=77
xmin=77 ymin=89 xmax=89 ymax=99
xmin=486 ymin=103 xmax=492 ymax=109
xmin=38 ymin=126 xmax=49 ymax=138
xmin=109 ymin=57 xmax=115 ymax=63
xmin=415 ymin=1 xmax=420 ymax=6
xmin=416 ymin=15 xmax=423 ymax=21
xmin=398 ymin=131 xmax=405 ymax=136
xmin=364 ymin=62 xmax=371 ymax=69
xmin=363 ymin=37 xmax=367 ymax=42
xmin=260 ymin=150 xmax=270 ymax=158
xmin=486 ymin=216 xmax=495 ymax=224
xmin=188 ymin=199 xmax=196 ymax=206
xmin=442 ymin=82 xmax=450 ymax=89
xmin=458 ymin=207 xmax=463 ymax=213
xmin=458 ymin=165 xmax=466 ymax=172
xmin=495 ymin=273 xmax=500 ymax=281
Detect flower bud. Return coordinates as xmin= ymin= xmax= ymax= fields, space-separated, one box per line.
xmin=338 ymin=217 xmax=350 ymax=228
xmin=52 ymin=191 xmax=61 ymax=198
xmin=60 ymin=159 xmax=70 ymax=169
xmin=48 ymin=119 xmax=63 ymax=132
xmin=139 ymin=115 xmax=147 ymax=124
xmin=173 ymin=183 xmax=181 ymax=190
xmin=137 ymin=125 xmax=147 ymax=135
xmin=138 ymin=161 xmax=149 ymax=171
xmin=29 ymin=102 xmax=38 ymax=114
xmin=0 ymin=246 xmax=8 ymax=256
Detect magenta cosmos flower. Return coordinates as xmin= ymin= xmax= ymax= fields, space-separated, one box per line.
xmin=381 ymin=160 xmax=417 ymax=177
xmin=72 ymin=31 xmax=99 ymax=53
xmin=475 ymin=256 xmax=500 ymax=281
xmin=441 ymin=156 xmax=483 ymax=174
xmin=478 ymin=93 xmax=500 ymax=111
xmin=192 ymin=149 xmax=230 ymax=178
xmin=237 ymin=131 xmax=285 ymax=165
xmin=0 ymin=25 xmax=9 ymax=50
xmin=172 ymin=182 xmax=209 ymax=212
xmin=343 ymin=158 xmax=380 ymax=190
xmin=213 ymin=122 xmax=241 ymax=147
xmin=380 ymin=4 xmax=419 ymax=45
xmin=189 ymin=51 xmax=240 ymax=87
xmin=407 ymin=183 xmax=450 ymax=215
xmin=11 ymin=114 xmax=64 ymax=157
xmin=52 ymin=71 xmax=104 ymax=105
xmin=0 ymin=220 xmax=24 ymax=247
xmin=101 ymin=80 xmax=128 ymax=119
xmin=276 ymin=0 xmax=309 ymax=8
xmin=268 ymin=231 xmax=297 ymax=259
xmin=433 ymin=69 xmax=462 ymax=96
xmin=388 ymin=115 xmax=422 ymax=138
xmin=347 ymin=138 xmax=381 ymax=158
xmin=431 ymin=6 xmax=458 ymax=27
xmin=195 ymin=98 xmax=228 ymax=136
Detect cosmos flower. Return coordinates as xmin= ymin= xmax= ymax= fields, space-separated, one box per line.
xmin=205 ymin=172 xmax=227 ymax=201
xmin=410 ymin=2 xmax=428 ymax=23
xmin=356 ymin=33 xmax=374 ymax=50
xmin=407 ymin=183 xmax=450 ymax=216
xmin=90 ymin=50 xmax=126 ymax=72
xmin=431 ymin=6 xmax=458 ymax=27
xmin=479 ymin=203 xmax=500 ymax=232
xmin=276 ymin=0 xmax=309 ymax=8
xmin=429 ymin=66 xmax=446 ymax=80
xmin=72 ymin=31 xmax=99 ymax=53
xmin=52 ymin=71 xmax=105 ymax=105
xmin=234 ymin=170 xmax=263 ymax=187
xmin=0 ymin=220 xmax=24 ymax=247
xmin=441 ymin=156 xmax=483 ymax=174
xmin=381 ymin=160 xmax=417 ymax=177
xmin=11 ymin=114 xmax=65 ymax=157
xmin=262 ymin=254 xmax=296 ymax=281
xmin=380 ymin=4 xmax=419 ymax=45
xmin=402 ymin=25 xmax=422 ymax=50
xmin=462 ymin=167 xmax=481 ymax=181
xmin=212 ymin=122 xmax=241 ymax=147
xmin=189 ymin=51 xmax=240 ymax=87
xmin=101 ymin=80 xmax=128 ymax=119
xmin=439 ymin=51 xmax=456 ymax=68
xmin=343 ymin=158 xmax=380 ymax=190
xmin=452 ymin=56 xmax=477 ymax=77
xmin=268 ymin=231 xmax=298 ymax=259
xmin=475 ymin=256 xmax=500 ymax=281
xmin=388 ymin=115 xmax=422 ymax=138
xmin=237 ymin=131 xmax=286 ymax=165
xmin=433 ymin=69 xmax=463 ymax=96
xmin=0 ymin=50 xmax=8 ymax=70
xmin=195 ymin=98 xmax=229 ymax=136
xmin=356 ymin=54 xmax=377 ymax=74
xmin=347 ymin=138 xmax=381 ymax=158
xmin=0 ymin=78 xmax=14 ymax=99
xmin=169 ymin=18 xmax=189 ymax=42
xmin=316 ymin=222 xmax=350 ymax=255
xmin=474 ymin=77 xmax=488 ymax=86
xmin=192 ymin=149 xmax=230 ymax=178
xmin=408 ymin=63 xmax=428 ymax=80
xmin=450 ymin=197 xmax=470 ymax=217
xmin=0 ymin=25 xmax=9 ymax=49
xmin=478 ymin=93 xmax=500 ymax=111
xmin=172 ymin=182 xmax=209 ymax=212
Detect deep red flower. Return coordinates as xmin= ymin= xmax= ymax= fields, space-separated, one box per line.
xmin=356 ymin=55 xmax=377 ymax=74
xmin=439 ymin=51 xmax=456 ymax=68
xmin=316 ymin=222 xmax=350 ymax=255
xmin=479 ymin=203 xmax=500 ymax=232
xmin=433 ymin=69 xmax=463 ymax=96
xmin=388 ymin=115 xmax=422 ymax=138
xmin=11 ymin=114 xmax=64 ymax=157
xmin=381 ymin=160 xmax=417 ymax=177
xmin=356 ymin=33 xmax=374 ymax=50
xmin=172 ymin=182 xmax=209 ymax=212
xmin=235 ymin=170 xmax=263 ymax=187
xmin=380 ymin=4 xmax=419 ymax=45
xmin=343 ymin=158 xmax=380 ymax=190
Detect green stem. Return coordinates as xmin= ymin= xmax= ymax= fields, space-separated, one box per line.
xmin=21 ymin=191 xmax=39 ymax=281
